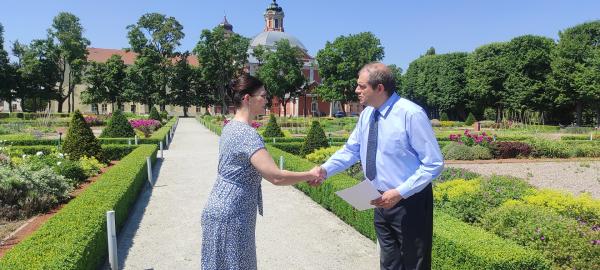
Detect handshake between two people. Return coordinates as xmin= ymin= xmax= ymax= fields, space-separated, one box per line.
xmin=306 ymin=166 xmax=327 ymax=186
xmin=301 ymin=166 xmax=403 ymax=209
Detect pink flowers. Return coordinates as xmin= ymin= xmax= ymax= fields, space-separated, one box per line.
xmin=84 ymin=116 xmax=103 ymax=126
xmin=129 ymin=119 xmax=162 ymax=137
xmin=129 ymin=119 xmax=161 ymax=129
xmin=449 ymin=130 xmax=493 ymax=147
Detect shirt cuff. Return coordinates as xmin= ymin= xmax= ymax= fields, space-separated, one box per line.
xmin=395 ymin=182 xmax=414 ymax=199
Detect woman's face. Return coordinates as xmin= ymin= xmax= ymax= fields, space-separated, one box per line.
xmin=248 ymin=86 xmax=268 ymax=115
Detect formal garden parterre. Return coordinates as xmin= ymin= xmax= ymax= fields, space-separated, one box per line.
xmin=0 ymin=110 xmax=177 ymax=269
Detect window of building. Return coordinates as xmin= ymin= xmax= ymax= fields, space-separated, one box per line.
xmin=131 ymin=104 xmax=136 ymax=114
xmin=11 ymin=103 xmax=17 ymax=111
xmin=274 ymin=19 xmax=279 ymax=29
xmin=196 ymin=106 xmax=202 ymax=113
xmin=91 ymin=104 xmax=98 ymax=114
xmin=101 ymin=104 xmax=108 ymax=114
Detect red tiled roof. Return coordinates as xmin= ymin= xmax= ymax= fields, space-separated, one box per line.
xmin=86 ymin=47 xmax=200 ymax=66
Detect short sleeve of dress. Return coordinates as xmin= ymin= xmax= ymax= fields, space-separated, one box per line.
xmin=242 ymin=129 xmax=265 ymax=159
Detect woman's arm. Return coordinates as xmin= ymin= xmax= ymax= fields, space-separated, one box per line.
xmin=250 ymin=148 xmax=319 ymax=186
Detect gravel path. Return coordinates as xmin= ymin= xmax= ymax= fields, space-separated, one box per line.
xmin=446 ymin=160 xmax=600 ymax=198
xmin=113 ymin=118 xmax=378 ymax=269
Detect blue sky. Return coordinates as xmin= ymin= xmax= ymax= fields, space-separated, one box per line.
xmin=1 ymin=0 xmax=599 ymax=70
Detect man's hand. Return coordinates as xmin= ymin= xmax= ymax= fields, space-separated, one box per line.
xmin=307 ymin=166 xmax=326 ymax=186
xmin=370 ymin=189 xmax=403 ymax=209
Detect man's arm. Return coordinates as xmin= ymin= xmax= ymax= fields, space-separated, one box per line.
xmin=395 ymin=110 xmax=444 ymax=198
xmin=319 ymin=120 xmax=362 ymax=180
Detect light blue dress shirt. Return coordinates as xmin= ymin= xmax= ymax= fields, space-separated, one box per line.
xmin=322 ymin=92 xmax=444 ymax=198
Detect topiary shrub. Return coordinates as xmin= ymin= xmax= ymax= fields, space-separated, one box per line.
xmin=159 ymin=110 xmax=168 ymax=121
xmin=263 ymin=114 xmax=285 ymax=137
xmin=465 ymin=112 xmax=476 ymax=126
xmin=300 ymin=120 xmax=329 ymax=156
xmin=440 ymin=112 xmax=449 ymax=121
xmin=63 ymin=111 xmax=103 ymax=162
xmin=100 ymin=110 xmax=135 ymax=138
xmin=149 ymin=107 xmax=161 ymax=121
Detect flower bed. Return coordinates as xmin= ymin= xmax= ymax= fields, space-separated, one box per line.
xmin=0 ymin=144 xmax=158 ymax=269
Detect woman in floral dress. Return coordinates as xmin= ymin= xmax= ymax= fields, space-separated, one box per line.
xmin=201 ymin=74 xmax=321 ymax=269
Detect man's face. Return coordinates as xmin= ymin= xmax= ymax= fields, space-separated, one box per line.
xmin=355 ymin=71 xmax=377 ymax=107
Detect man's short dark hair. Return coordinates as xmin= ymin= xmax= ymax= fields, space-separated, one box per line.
xmin=359 ymin=62 xmax=396 ymax=96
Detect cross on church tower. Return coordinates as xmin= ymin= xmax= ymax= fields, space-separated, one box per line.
xmin=263 ymin=0 xmax=284 ymax=32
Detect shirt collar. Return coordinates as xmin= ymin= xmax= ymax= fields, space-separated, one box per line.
xmin=373 ymin=92 xmax=400 ymax=119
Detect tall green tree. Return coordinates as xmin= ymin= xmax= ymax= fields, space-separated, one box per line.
xmin=388 ymin=64 xmax=403 ymax=95
xmin=169 ymin=51 xmax=199 ymax=117
xmin=82 ymin=54 xmax=129 ymax=110
xmin=550 ymin=21 xmax=600 ymax=127
xmin=504 ymin=35 xmax=555 ymax=114
xmin=127 ymin=13 xmax=184 ymax=111
xmin=124 ymin=48 xmax=162 ymax=109
xmin=401 ymin=55 xmax=440 ymax=118
xmin=466 ymin=42 xmax=510 ymax=122
xmin=436 ymin=52 xmax=470 ymax=120
xmin=255 ymin=39 xmax=305 ymax=117
xmin=48 ymin=12 xmax=90 ymax=113
xmin=194 ymin=26 xmax=249 ymax=115
xmin=315 ymin=32 xmax=384 ymax=113
xmin=11 ymin=39 xmax=60 ymax=112
xmin=0 ymin=23 xmax=16 ymax=110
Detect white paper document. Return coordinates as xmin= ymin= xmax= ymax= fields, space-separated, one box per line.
xmin=335 ymin=180 xmax=383 ymax=211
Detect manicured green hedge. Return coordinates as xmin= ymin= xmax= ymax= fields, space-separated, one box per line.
xmin=197 ymin=116 xmax=223 ymax=135
xmin=0 ymin=112 xmax=71 ymax=119
xmin=266 ymin=145 xmax=549 ymax=269
xmin=1 ymin=117 xmax=178 ymax=147
xmin=10 ymin=145 xmax=138 ymax=161
xmin=433 ymin=210 xmax=550 ymax=270
xmin=0 ymin=144 xmax=158 ymax=270
xmin=0 ymin=134 xmax=36 ymax=141
xmin=262 ymin=136 xmax=348 ymax=143
xmin=269 ymin=142 xmax=344 ymax=156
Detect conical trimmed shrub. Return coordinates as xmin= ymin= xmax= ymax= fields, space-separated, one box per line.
xmin=63 ymin=110 xmax=103 ymax=161
xmin=263 ymin=114 xmax=284 ymax=137
xmin=440 ymin=112 xmax=449 ymax=121
xmin=149 ymin=107 xmax=161 ymax=121
xmin=465 ymin=112 xmax=477 ymax=126
xmin=100 ymin=110 xmax=135 ymax=138
xmin=300 ymin=120 xmax=329 ymax=156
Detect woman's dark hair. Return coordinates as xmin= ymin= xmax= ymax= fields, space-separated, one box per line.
xmin=231 ymin=74 xmax=264 ymax=108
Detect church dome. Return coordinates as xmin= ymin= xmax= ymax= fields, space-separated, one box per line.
xmin=249 ymin=31 xmax=307 ymax=51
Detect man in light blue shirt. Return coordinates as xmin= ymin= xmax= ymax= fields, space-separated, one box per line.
xmin=315 ymin=62 xmax=443 ymax=270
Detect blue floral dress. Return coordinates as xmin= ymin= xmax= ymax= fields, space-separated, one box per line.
xmin=201 ymin=120 xmax=265 ymax=269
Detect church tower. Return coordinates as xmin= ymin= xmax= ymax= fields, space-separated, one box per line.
xmin=263 ymin=0 xmax=284 ymax=32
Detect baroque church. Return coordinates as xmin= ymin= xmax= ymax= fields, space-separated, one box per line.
xmin=1 ymin=0 xmax=360 ymax=117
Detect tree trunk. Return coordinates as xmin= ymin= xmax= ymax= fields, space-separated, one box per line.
xmin=57 ymin=97 xmax=67 ymax=113
xmin=183 ymin=106 xmax=189 ymax=117
xmin=576 ymin=100 xmax=583 ymax=127
xmin=596 ymin=107 xmax=600 ymax=128
xmin=496 ymin=106 xmax=502 ymax=123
